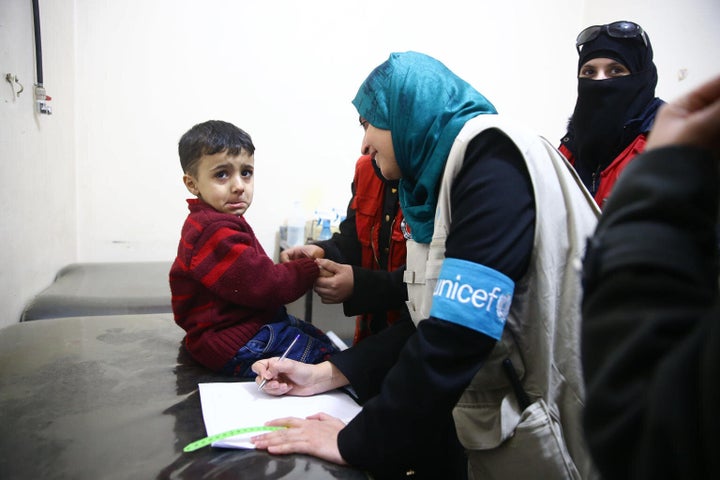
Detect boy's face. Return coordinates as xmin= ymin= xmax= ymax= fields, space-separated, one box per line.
xmin=183 ymin=150 xmax=254 ymax=216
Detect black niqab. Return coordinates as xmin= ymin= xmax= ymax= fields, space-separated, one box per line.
xmin=569 ymin=30 xmax=658 ymax=180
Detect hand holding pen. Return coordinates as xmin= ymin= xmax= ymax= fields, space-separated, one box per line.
xmin=253 ymin=355 xmax=348 ymax=398
xmin=258 ymin=334 xmax=301 ymax=391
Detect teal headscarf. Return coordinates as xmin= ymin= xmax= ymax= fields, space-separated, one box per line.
xmin=352 ymin=51 xmax=497 ymax=243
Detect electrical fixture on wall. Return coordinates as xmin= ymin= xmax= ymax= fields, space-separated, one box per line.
xmin=35 ymin=84 xmax=52 ymax=115
xmin=5 ymin=73 xmax=24 ymax=98
xmin=32 ymin=0 xmax=52 ymax=115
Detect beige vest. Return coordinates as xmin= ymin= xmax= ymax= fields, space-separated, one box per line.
xmin=403 ymin=115 xmax=600 ymax=479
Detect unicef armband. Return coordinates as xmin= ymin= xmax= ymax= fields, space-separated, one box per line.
xmin=429 ymin=258 xmax=514 ymax=340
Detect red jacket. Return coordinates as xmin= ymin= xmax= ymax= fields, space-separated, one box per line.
xmin=170 ymin=199 xmax=318 ymax=371
xmin=560 ymin=134 xmax=648 ymax=209
xmin=350 ymin=155 xmax=406 ymax=342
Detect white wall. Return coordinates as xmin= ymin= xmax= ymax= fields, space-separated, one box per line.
xmin=72 ymin=0 xmax=585 ymax=265
xmin=0 ymin=0 xmax=77 ymax=327
xmin=583 ymin=0 xmax=720 ymax=101
xmin=1 ymin=0 xmax=718 ymax=327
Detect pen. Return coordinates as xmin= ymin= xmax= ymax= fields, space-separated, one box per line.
xmin=258 ymin=333 xmax=300 ymax=391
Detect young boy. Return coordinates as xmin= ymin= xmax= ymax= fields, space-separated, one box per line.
xmin=170 ymin=120 xmax=338 ymax=377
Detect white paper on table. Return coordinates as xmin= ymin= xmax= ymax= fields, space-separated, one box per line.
xmin=198 ymin=382 xmax=362 ymax=449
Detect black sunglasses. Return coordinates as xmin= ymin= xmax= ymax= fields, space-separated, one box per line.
xmin=576 ymin=21 xmax=648 ymax=52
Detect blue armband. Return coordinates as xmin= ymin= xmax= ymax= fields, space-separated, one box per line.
xmin=429 ymin=258 xmax=514 ymax=340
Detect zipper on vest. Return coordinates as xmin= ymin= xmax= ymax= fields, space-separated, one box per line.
xmin=591 ymin=165 xmax=601 ymax=195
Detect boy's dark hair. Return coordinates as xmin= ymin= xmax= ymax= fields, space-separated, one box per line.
xmin=178 ymin=120 xmax=255 ymax=175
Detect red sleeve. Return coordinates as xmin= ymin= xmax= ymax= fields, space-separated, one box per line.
xmin=190 ymin=224 xmax=319 ymax=308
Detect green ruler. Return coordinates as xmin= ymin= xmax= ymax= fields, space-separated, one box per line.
xmin=183 ymin=426 xmax=286 ymax=452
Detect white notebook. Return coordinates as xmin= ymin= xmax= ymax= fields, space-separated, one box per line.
xmin=198 ymin=382 xmax=362 ymax=449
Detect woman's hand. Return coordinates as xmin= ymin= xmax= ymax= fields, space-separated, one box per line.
xmin=251 ymin=413 xmax=347 ymax=465
xmin=314 ymin=259 xmax=354 ymax=303
xmin=252 ymin=359 xmax=349 ymax=396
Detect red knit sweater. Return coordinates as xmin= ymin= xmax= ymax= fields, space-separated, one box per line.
xmin=170 ymin=199 xmax=319 ymax=371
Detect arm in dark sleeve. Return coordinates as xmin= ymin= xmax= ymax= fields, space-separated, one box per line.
xmin=581 ymin=146 xmax=720 ymax=480
xmin=313 ymin=181 xmax=362 ymax=265
xmin=342 ymin=265 xmax=407 ymax=317
xmin=330 ymin=314 xmax=416 ymax=402
xmin=316 ymin=169 xmax=406 ymax=316
xmin=336 ymin=129 xmax=536 ymax=473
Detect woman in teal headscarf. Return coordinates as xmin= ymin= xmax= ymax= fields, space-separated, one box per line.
xmin=252 ymin=52 xmax=598 ymax=480
xmin=352 ymin=51 xmax=496 ymax=243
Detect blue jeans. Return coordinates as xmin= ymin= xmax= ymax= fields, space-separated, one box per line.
xmin=222 ymin=313 xmax=339 ymax=378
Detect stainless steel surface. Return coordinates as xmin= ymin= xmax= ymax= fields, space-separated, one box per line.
xmin=0 ymin=314 xmax=368 ymax=479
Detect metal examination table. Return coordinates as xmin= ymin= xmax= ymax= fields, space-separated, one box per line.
xmin=20 ymin=262 xmax=174 ymax=321
xmin=0 ymin=314 xmax=368 ymax=479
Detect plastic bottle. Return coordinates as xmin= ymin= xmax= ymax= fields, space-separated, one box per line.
xmin=314 ymin=208 xmax=340 ymax=240
xmin=286 ymin=201 xmax=306 ymax=247
xmin=318 ymin=218 xmax=332 ymax=240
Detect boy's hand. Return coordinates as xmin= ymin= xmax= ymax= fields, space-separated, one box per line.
xmin=280 ymin=245 xmax=324 ymax=262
